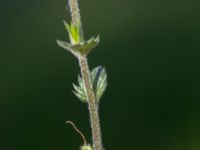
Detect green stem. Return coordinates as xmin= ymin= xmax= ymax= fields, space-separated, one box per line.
xmin=78 ymin=55 xmax=103 ymax=150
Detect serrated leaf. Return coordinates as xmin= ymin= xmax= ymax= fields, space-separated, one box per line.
xmin=72 ymin=84 xmax=87 ymax=102
xmin=73 ymin=76 xmax=87 ymax=102
xmin=78 ymin=75 xmax=84 ymax=88
xmin=73 ymin=66 xmax=107 ymax=103
xmin=73 ymin=84 xmax=85 ymax=96
xmin=91 ymin=66 xmax=107 ymax=102
xmin=72 ymin=90 xmax=87 ymax=103
xmin=92 ymin=66 xmax=103 ymax=90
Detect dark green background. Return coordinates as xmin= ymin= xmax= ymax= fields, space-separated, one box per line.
xmin=1 ymin=0 xmax=200 ymax=149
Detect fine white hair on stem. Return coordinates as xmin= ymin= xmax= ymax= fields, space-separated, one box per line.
xmin=68 ymin=0 xmax=81 ymax=25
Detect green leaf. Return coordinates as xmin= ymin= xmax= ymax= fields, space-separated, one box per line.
xmin=57 ymin=35 xmax=100 ymax=56
xmin=77 ymin=21 xmax=84 ymax=42
xmin=72 ymin=66 xmax=107 ymax=103
xmin=63 ymin=20 xmax=71 ymax=33
xmin=91 ymin=66 xmax=107 ymax=101
xmin=72 ymin=84 xmax=87 ymax=103
xmin=57 ymin=40 xmax=78 ymax=57
xmin=63 ymin=20 xmax=84 ymax=45
xmin=72 ymin=35 xmax=100 ymax=55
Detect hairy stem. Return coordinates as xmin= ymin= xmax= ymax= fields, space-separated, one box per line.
xmin=78 ymin=55 xmax=103 ymax=150
xmin=68 ymin=0 xmax=81 ymax=25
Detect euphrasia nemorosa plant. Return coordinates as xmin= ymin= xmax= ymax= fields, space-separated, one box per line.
xmin=57 ymin=0 xmax=107 ymax=150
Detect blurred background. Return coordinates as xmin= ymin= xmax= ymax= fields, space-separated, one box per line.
xmin=0 ymin=0 xmax=200 ymax=149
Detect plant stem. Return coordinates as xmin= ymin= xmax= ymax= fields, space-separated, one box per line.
xmin=68 ymin=0 xmax=81 ymax=25
xmin=67 ymin=0 xmax=103 ymax=149
xmin=78 ymin=55 xmax=103 ymax=150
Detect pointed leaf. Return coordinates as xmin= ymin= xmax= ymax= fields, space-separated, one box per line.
xmin=63 ymin=20 xmax=71 ymax=33
xmin=73 ymin=84 xmax=85 ymax=96
xmin=72 ymin=90 xmax=87 ymax=103
xmin=91 ymin=66 xmax=107 ymax=102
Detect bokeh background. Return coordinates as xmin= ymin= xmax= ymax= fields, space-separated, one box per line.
xmin=1 ymin=0 xmax=200 ymax=150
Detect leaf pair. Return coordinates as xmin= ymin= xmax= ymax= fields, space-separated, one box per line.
xmin=73 ymin=66 xmax=107 ymax=103
xmin=57 ymin=20 xmax=100 ymax=56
